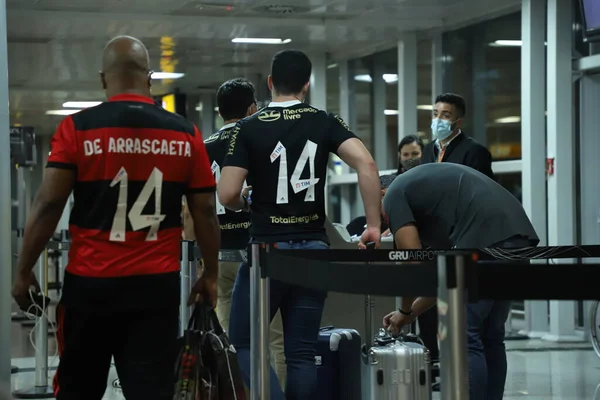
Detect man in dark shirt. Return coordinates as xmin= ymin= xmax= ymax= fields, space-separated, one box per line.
xmin=196 ymin=77 xmax=287 ymax=388
xmin=217 ymin=50 xmax=381 ymax=399
xmin=202 ymin=78 xmax=257 ymax=329
xmin=381 ymin=163 xmax=538 ymax=400
xmin=417 ymin=93 xmax=495 ymax=363
xmin=11 ymin=36 xmax=220 ymax=400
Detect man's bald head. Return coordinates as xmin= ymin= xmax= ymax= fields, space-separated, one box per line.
xmin=102 ymin=35 xmax=149 ymax=74
xmin=100 ymin=36 xmax=152 ymax=96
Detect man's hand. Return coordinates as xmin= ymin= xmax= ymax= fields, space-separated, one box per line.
xmin=188 ymin=274 xmax=218 ymax=308
xmin=241 ymin=185 xmax=252 ymax=199
xmin=12 ymin=270 xmax=41 ymax=312
xmin=382 ymin=310 xmax=414 ymax=337
xmin=358 ymin=226 xmax=381 ymax=249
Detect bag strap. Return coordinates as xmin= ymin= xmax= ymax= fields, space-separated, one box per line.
xmin=193 ymin=304 xmax=225 ymax=335
xmin=187 ymin=303 xmax=205 ymax=331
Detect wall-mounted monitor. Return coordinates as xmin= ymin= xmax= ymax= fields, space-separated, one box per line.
xmin=580 ymin=0 xmax=600 ymax=42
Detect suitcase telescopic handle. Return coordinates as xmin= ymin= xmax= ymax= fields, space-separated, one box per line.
xmin=319 ymin=326 xmax=335 ymax=331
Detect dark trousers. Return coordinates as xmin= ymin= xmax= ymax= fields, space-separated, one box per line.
xmin=53 ymin=302 xmax=179 ymax=400
xmin=228 ymin=240 xmax=328 ymax=400
xmin=417 ymin=306 xmax=439 ymax=361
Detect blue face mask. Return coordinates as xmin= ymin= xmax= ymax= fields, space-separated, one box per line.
xmin=431 ymin=118 xmax=455 ymax=141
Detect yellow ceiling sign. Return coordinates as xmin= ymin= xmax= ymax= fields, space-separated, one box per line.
xmin=159 ymin=36 xmax=178 ymax=85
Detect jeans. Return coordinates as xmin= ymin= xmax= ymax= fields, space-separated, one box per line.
xmin=465 ymin=235 xmax=531 ymax=399
xmin=216 ymin=260 xmax=287 ymax=389
xmin=467 ymin=300 xmax=512 ymax=400
xmin=228 ymin=240 xmax=328 ymax=400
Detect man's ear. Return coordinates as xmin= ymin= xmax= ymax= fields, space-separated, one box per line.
xmin=302 ymin=81 xmax=310 ymax=98
xmin=267 ymin=75 xmax=273 ymax=92
xmin=247 ymin=103 xmax=258 ymax=116
xmin=99 ymin=72 xmax=107 ymax=90
xmin=454 ymin=118 xmax=463 ymax=130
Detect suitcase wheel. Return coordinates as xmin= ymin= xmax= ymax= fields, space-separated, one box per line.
xmin=377 ymin=369 xmax=384 ymax=385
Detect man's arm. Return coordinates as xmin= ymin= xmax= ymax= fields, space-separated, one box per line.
xmin=16 ymin=168 xmax=75 ymax=278
xmin=186 ymin=193 xmax=220 ymax=279
xmin=217 ymin=166 xmax=249 ymax=211
xmin=187 ymin=126 xmax=220 ymax=280
xmin=218 ymin=123 xmax=250 ymax=211
xmin=337 ymin=138 xmax=380 ymax=230
xmin=393 ymin=223 xmax=423 ymax=313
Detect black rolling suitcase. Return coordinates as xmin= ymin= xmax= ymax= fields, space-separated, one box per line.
xmin=315 ymin=326 xmax=362 ymax=400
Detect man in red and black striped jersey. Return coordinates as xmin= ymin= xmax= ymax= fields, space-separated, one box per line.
xmin=11 ymin=36 xmax=220 ymax=399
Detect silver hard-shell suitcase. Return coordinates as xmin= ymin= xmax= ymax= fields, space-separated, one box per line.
xmin=363 ymin=331 xmax=432 ymax=400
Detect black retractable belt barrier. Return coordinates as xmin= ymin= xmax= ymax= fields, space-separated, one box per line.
xmin=263 ymin=251 xmax=437 ymax=297
xmin=475 ymin=262 xmax=600 ymax=300
xmin=261 ymin=249 xmax=600 ymax=301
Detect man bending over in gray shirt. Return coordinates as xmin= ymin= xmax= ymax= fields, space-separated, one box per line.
xmin=381 ymin=162 xmax=538 ymax=400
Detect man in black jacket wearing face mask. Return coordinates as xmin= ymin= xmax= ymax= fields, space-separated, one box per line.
xmin=421 ymin=93 xmax=494 ymax=180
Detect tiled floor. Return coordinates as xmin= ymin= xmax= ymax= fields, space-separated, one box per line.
xmin=7 ymin=312 xmax=600 ymax=399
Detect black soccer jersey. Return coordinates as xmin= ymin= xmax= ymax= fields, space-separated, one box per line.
xmin=204 ymin=123 xmax=251 ymax=250
xmin=223 ymin=100 xmax=357 ymax=243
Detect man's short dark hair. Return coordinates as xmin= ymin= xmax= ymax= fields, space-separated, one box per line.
xmin=435 ymin=93 xmax=466 ymax=118
xmin=380 ymin=174 xmax=397 ymax=190
xmin=216 ymin=78 xmax=256 ymax=121
xmin=271 ymin=50 xmax=312 ymax=95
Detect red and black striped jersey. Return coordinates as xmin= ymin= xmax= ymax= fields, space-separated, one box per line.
xmin=47 ymin=94 xmax=215 ymax=308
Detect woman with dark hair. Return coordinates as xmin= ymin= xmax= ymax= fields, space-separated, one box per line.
xmin=396 ymin=134 xmax=424 ymax=174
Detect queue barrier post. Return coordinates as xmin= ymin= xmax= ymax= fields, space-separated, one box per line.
xmin=12 ymin=250 xmax=54 ymax=399
xmin=249 ymin=243 xmax=270 ymax=400
xmin=437 ymin=252 xmax=469 ymax=400
xmin=179 ymin=240 xmax=195 ymax=337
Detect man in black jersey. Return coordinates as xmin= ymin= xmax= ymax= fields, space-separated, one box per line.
xmin=217 ymin=50 xmax=382 ymax=399
xmin=196 ymin=77 xmax=287 ymax=388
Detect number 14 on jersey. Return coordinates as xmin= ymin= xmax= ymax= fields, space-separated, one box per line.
xmin=271 ymin=140 xmax=319 ymax=204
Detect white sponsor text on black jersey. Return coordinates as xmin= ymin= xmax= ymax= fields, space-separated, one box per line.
xmin=204 ymin=123 xmax=251 ymax=249
xmin=223 ymin=100 xmax=357 ymax=243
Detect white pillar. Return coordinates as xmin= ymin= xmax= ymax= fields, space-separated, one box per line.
xmin=544 ymin=0 xmax=581 ymax=342
xmin=338 ymin=60 xmax=353 ymax=225
xmin=521 ymin=0 xmax=550 ymax=338
xmin=578 ymin=73 xmax=600 ymax=337
xmin=431 ymin=33 xmax=444 ymax=105
xmin=0 ymin=0 xmax=11 ymax=384
xmin=372 ymin=55 xmax=388 ymax=169
xmin=397 ymin=34 xmax=418 ymax=141
xmin=200 ymin=92 xmax=215 ymax=139
xmin=310 ymin=53 xmax=327 ymax=110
